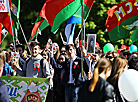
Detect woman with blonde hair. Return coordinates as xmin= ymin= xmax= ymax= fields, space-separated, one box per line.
xmin=107 ymin=56 xmax=128 ymax=102
xmin=78 ymin=58 xmax=114 ymax=102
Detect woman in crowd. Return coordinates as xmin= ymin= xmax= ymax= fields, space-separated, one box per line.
xmin=78 ymin=58 xmax=114 ymax=102
xmin=105 ymin=51 xmax=118 ymax=63
xmin=0 ymin=51 xmax=13 ymax=76
xmin=107 ymin=57 xmax=128 ymax=102
xmin=41 ymin=49 xmax=54 ymax=102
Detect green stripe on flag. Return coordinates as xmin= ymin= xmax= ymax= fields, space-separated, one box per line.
xmin=108 ymin=15 xmax=138 ymax=42
xmin=51 ymin=0 xmax=81 ymax=33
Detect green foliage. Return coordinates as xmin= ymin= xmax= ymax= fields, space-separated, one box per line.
xmin=2 ymin=0 xmax=129 ymax=51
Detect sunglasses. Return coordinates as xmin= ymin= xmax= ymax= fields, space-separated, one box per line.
xmin=106 ymin=56 xmax=113 ymax=59
xmin=59 ymin=58 xmax=64 ymax=60
xmin=61 ymin=50 xmax=66 ymax=53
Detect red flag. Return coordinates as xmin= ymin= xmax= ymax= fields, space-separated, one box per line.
xmin=0 ymin=0 xmax=13 ymax=35
xmin=0 ymin=23 xmax=2 ymax=44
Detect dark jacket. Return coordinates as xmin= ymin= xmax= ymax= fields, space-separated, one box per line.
xmin=0 ymin=80 xmax=9 ymax=102
xmin=78 ymin=77 xmax=114 ymax=102
xmin=62 ymin=56 xmax=89 ymax=86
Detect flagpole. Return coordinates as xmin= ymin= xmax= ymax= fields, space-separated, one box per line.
xmin=81 ymin=0 xmax=84 ymax=79
xmin=18 ymin=20 xmax=31 ymax=54
xmin=8 ymin=0 xmax=16 ymax=52
xmin=1 ymin=34 xmax=8 ymax=44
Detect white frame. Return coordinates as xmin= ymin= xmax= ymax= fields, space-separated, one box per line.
xmin=87 ymin=34 xmax=96 ymax=54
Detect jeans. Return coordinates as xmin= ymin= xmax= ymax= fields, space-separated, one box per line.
xmin=65 ymin=85 xmax=80 ymax=102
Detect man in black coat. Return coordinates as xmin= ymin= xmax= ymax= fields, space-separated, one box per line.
xmin=62 ymin=44 xmax=89 ymax=102
xmin=0 ymin=59 xmax=9 ymax=102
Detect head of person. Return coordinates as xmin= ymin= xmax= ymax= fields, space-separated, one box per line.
xmin=89 ymin=58 xmax=112 ymax=92
xmin=108 ymin=57 xmax=128 ymax=87
xmin=66 ymin=44 xmax=76 ymax=58
xmin=53 ymin=42 xmax=60 ymax=60
xmin=92 ymin=46 xmax=102 ymax=62
xmin=9 ymin=42 xmax=15 ymax=52
xmin=16 ymin=44 xmax=25 ymax=55
xmin=30 ymin=42 xmax=41 ymax=58
xmin=60 ymin=46 xmax=66 ymax=55
xmin=58 ymin=54 xmax=66 ymax=63
xmin=2 ymin=49 xmax=10 ymax=63
xmin=105 ymin=51 xmax=117 ymax=63
xmin=128 ymin=56 xmax=138 ymax=71
xmin=41 ymin=50 xmax=49 ymax=60
xmin=0 ymin=59 xmax=4 ymax=77
xmin=0 ymin=50 xmax=6 ymax=65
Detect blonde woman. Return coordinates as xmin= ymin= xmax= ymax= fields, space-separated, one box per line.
xmin=107 ymin=57 xmax=128 ymax=102
xmin=78 ymin=58 xmax=114 ymax=102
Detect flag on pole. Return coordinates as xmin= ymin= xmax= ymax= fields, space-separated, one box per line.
xmin=106 ymin=0 xmax=138 ymax=42
xmin=65 ymin=16 xmax=82 ymax=44
xmin=30 ymin=19 xmax=49 ymax=41
xmin=39 ymin=0 xmax=82 ymax=33
xmin=0 ymin=23 xmax=2 ymax=44
xmin=65 ymin=0 xmax=95 ymax=45
xmin=11 ymin=0 xmax=20 ymax=39
xmin=0 ymin=0 xmax=13 ymax=35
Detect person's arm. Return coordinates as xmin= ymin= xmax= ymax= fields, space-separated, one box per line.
xmin=12 ymin=60 xmax=27 ymax=76
xmin=104 ymin=84 xmax=114 ymax=102
xmin=0 ymin=84 xmax=9 ymax=102
xmin=43 ymin=59 xmax=51 ymax=78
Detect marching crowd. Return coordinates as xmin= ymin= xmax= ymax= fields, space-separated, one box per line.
xmin=0 ymin=38 xmax=138 ymax=102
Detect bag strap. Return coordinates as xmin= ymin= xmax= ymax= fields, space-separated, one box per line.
xmin=40 ymin=58 xmax=45 ymax=78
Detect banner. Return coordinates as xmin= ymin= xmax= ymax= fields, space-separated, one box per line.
xmin=0 ymin=0 xmax=10 ymax=12
xmin=1 ymin=76 xmax=49 ymax=102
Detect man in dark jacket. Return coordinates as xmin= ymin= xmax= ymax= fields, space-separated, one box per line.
xmin=0 ymin=59 xmax=9 ymax=102
xmin=62 ymin=44 xmax=89 ymax=102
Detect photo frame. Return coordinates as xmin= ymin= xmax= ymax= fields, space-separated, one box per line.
xmin=87 ymin=34 xmax=96 ymax=54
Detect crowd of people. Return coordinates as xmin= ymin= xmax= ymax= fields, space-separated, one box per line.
xmin=0 ymin=38 xmax=138 ymax=102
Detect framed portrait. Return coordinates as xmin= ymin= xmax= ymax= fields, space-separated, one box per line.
xmin=87 ymin=34 xmax=96 ymax=54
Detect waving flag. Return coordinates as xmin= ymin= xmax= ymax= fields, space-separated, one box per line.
xmin=0 ymin=0 xmax=13 ymax=35
xmin=30 ymin=19 xmax=49 ymax=41
xmin=65 ymin=16 xmax=82 ymax=44
xmin=11 ymin=0 xmax=20 ymax=39
xmin=65 ymin=0 xmax=95 ymax=45
xmin=106 ymin=0 xmax=138 ymax=42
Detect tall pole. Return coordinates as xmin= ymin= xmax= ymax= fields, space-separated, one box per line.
xmin=18 ymin=21 xmax=31 ymax=54
xmin=81 ymin=0 xmax=84 ymax=79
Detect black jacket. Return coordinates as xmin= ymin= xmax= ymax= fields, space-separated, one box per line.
xmin=78 ymin=77 xmax=114 ymax=102
xmin=0 ymin=80 xmax=9 ymax=102
xmin=62 ymin=56 xmax=89 ymax=86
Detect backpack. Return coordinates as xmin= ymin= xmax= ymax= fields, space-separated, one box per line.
xmin=25 ymin=58 xmax=45 ymax=77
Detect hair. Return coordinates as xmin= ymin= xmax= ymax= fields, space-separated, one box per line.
xmin=30 ymin=42 xmax=40 ymax=48
xmin=53 ymin=42 xmax=60 ymax=61
xmin=41 ymin=50 xmax=50 ymax=65
xmin=105 ymin=51 xmax=117 ymax=58
xmin=66 ymin=44 xmax=75 ymax=51
xmin=89 ymin=58 xmax=111 ymax=92
xmin=0 ymin=50 xmax=6 ymax=65
xmin=16 ymin=44 xmax=25 ymax=51
xmin=95 ymin=46 xmax=102 ymax=56
xmin=0 ymin=58 xmax=3 ymax=69
xmin=128 ymin=56 xmax=138 ymax=71
xmin=2 ymin=49 xmax=10 ymax=63
xmin=108 ymin=57 xmax=127 ymax=87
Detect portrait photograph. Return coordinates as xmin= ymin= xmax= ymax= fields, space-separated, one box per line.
xmin=87 ymin=34 xmax=96 ymax=54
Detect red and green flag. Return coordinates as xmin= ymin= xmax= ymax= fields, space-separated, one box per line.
xmin=0 ymin=0 xmax=13 ymax=36
xmin=106 ymin=0 xmax=138 ymax=42
xmin=30 ymin=0 xmax=94 ymax=41
xmin=30 ymin=19 xmax=49 ymax=41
